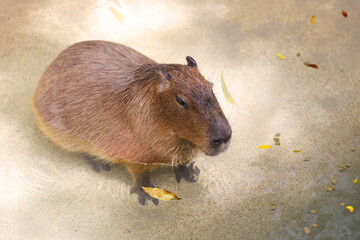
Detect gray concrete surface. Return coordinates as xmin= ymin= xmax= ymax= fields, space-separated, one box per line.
xmin=0 ymin=0 xmax=359 ymax=239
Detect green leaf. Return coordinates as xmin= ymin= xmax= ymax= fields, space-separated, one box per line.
xmin=221 ymin=72 xmax=235 ymax=104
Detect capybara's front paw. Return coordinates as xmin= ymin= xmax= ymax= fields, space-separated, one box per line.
xmin=175 ymin=161 xmax=200 ymax=183
xmin=130 ymin=184 xmax=159 ymax=206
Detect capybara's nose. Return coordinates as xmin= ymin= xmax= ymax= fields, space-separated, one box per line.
xmin=212 ymin=132 xmax=232 ymax=146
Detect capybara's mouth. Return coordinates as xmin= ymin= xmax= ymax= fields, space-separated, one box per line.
xmin=204 ymin=139 xmax=231 ymax=156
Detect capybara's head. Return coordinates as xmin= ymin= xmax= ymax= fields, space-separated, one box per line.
xmin=155 ymin=57 xmax=232 ymax=156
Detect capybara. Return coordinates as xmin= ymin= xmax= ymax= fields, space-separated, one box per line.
xmin=32 ymin=41 xmax=232 ymax=205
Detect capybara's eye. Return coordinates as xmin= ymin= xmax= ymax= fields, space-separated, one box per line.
xmin=176 ymin=96 xmax=188 ymax=109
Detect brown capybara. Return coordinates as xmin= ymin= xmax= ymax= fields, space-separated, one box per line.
xmin=32 ymin=40 xmax=232 ymax=205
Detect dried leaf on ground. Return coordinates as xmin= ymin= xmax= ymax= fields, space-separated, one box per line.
xmin=304 ymin=227 xmax=311 ymax=234
xmin=310 ymin=16 xmax=315 ymax=24
xmin=221 ymin=73 xmax=235 ymax=104
xmin=304 ymin=62 xmax=319 ymax=69
xmin=142 ymin=187 xmax=180 ymax=201
xmin=278 ymin=52 xmax=285 ymax=59
xmin=346 ymin=206 xmax=354 ymax=213
xmin=293 ymin=150 xmax=302 ymax=153
xmin=354 ymin=178 xmax=358 ymax=184
xmin=258 ymin=145 xmax=272 ymax=149
xmin=110 ymin=7 xmax=124 ymax=23
xmin=326 ymin=185 xmax=335 ymax=192
xmin=342 ymin=10 xmax=348 ymax=18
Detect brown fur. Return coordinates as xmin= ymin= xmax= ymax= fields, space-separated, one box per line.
xmin=32 ymin=40 xmax=231 ymax=199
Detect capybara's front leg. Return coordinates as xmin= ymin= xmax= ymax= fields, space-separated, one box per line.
xmin=175 ymin=161 xmax=200 ymax=183
xmin=125 ymin=163 xmax=159 ymax=206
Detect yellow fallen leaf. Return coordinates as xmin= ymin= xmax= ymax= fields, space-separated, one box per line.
xmin=221 ymin=73 xmax=235 ymax=104
xmin=110 ymin=7 xmax=124 ymax=23
xmin=258 ymin=145 xmax=272 ymax=149
xmin=142 ymin=187 xmax=180 ymax=201
xmin=310 ymin=16 xmax=315 ymax=24
xmin=346 ymin=206 xmax=354 ymax=213
xmin=293 ymin=150 xmax=302 ymax=153
xmin=278 ymin=52 xmax=285 ymax=59
xmin=354 ymin=178 xmax=358 ymax=184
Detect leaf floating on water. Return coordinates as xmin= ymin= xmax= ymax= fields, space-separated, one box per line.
xmin=221 ymin=73 xmax=235 ymax=104
xmin=258 ymin=145 xmax=272 ymax=149
xmin=278 ymin=52 xmax=285 ymax=59
xmin=354 ymin=178 xmax=358 ymax=184
xmin=346 ymin=206 xmax=354 ymax=213
xmin=293 ymin=150 xmax=302 ymax=153
xmin=310 ymin=16 xmax=315 ymax=24
xmin=142 ymin=187 xmax=180 ymax=201
xmin=304 ymin=62 xmax=319 ymax=69
xmin=342 ymin=10 xmax=348 ymax=18
xmin=110 ymin=7 xmax=124 ymax=23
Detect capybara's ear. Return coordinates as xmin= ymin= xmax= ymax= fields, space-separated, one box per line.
xmin=186 ymin=56 xmax=197 ymax=68
xmin=158 ymin=67 xmax=171 ymax=92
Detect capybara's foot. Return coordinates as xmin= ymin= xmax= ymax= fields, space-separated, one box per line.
xmin=130 ymin=183 xmax=159 ymax=206
xmin=82 ymin=154 xmax=111 ymax=172
xmin=102 ymin=162 xmax=111 ymax=171
xmin=175 ymin=161 xmax=200 ymax=183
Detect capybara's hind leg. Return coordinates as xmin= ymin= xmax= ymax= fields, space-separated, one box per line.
xmin=125 ymin=163 xmax=159 ymax=206
xmin=82 ymin=154 xmax=111 ymax=172
xmin=175 ymin=161 xmax=200 ymax=183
